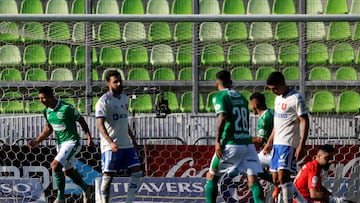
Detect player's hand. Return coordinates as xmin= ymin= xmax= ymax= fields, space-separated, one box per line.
xmin=215 ymin=142 xmax=223 ymax=158
xmin=28 ymin=140 xmax=38 ymax=148
xmin=110 ymin=142 xmax=118 ymax=152
xmin=262 ymin=142 xmax=272 ymax=155
xmin=295 ymin=146 xmax=305 ymax=161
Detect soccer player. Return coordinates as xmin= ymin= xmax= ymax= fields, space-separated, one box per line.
xmin=205 ymin=70 xmax=264 ymax=203
xmin=263 ymin=71 xmax=309 ymax=203
xmin=29 ymin=86 xmax=93 ymax=203
xmin=95 ymin=70 xmax=143 ymax=203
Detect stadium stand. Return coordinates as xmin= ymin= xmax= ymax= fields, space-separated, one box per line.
xmin=23 ymin=44 xmax=47 ymax=66
xmin=199 ymin=22 xmax=223 ymax=42
xmin=310 ymin=91 xmax=336 ymax=113
xmin=155 ymin=91 xmax=179 ymax=113
xmin=125 ymin=45 xmax=149 ymax=66
xmin=282 ymin=66 xmax=299 ymax=80
xmin=99 ymin=46 xmax=123 ymax=66
xmin=0 ymin=91 xmax=24 ymax=113
xmin=255 ymin=66 xmax=276 ymax=80
xmin=201 ymin=44 xmax=225 ymax=65
xmin=129 ymin=94 xmax=153 ymax=113
xmin=76 ymin=68 xmax=99 ymax=81
xmin=178 ymin=67 xmax=192 ymax=80
xmin=0 ymin=68 xmax=22 ymax=81
xmin=127 ymin=68 xmax=150 ymax=81
xmin=203 ymin=67 xmax=223 ymax=80
xmin=176 ymin=44 xmax=192 ymax=66
xmin=231 ymin=67 xmax=253 ymax=81
xmin=180 ymin=91 xmax=205 ymax=113
xmin=25 ymin=68 xmax=48 ymax=81
xmin=309 ymin=66 xmax=332 ymax=80
xmin=224 ymin=22 xmax=248 ymax=41
xmin=20 ymin=0 xmax=43 ymax=14
xmin=222 ymin=0 xmax=245 ymax=14
xmin=153 ymin=67 xmax=176 ymax=80
xmin=227 ymin=43 xmax=251 ymax=65
xmin=50 ymin=68 xmax=74 ymax=81
xmin=336 ymin=91 xmax=360 ymax=113
xmin=150 ymin=44 xmax=174 ymax=66
xmin=121 ymin=0 xmax=144 ymax=14
xmin=0 ymin=45 xmax=21 ymax=66
xmin=205 ymin=91 xmax=217 ymax=112
xmin=123 ymin=22 xmax=146 ymax=42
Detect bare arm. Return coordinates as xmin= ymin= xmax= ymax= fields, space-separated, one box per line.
xmin=128 ymin=124 xmax=138 ymax=148
xmin=309 ymin=187 xmax=331 ymax=201
xmin=77 ymin=116 xmax=93 ymax=146
xmin=263 ymin=128 xmax=275 ymax=154
xmin=215 ymin=113 xmax=226 ymax=158
xmin=296 ymin=115 xmax=309 ymax=161
xmin=29 ymin=124 xmax=53 ymax=148
xmin=96 ymin=117 xmax=118 ymax=152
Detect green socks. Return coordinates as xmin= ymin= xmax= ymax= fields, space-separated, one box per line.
xmin=205 ymin=179 xmax=218 ymax=203
xmin=68 ymin=169 xmax=88 ymax=191
xmin=250 ymin=182 xmax=264 ymax=203
xmin=54 ymin=172 xmax=65 ymax=200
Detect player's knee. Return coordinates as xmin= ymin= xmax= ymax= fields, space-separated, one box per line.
xmin=51 ymin=161 xmax=62 ymax=172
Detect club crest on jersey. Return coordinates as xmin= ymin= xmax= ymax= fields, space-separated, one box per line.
xmin=57 ymin=112 xmax=64 ymax=119
xmin=281 ymin=103 xmax=287 ymax=110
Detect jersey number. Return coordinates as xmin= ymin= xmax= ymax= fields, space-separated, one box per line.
xmin=232 ymin=107 xmax=249 ymax=132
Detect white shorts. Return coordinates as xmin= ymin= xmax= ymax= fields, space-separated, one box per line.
xmin=55 ymin=140 xmax=81 ymax=170
xmin=258 ymin=149 xmax=273 ymax=168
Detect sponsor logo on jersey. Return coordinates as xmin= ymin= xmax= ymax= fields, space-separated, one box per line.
xmin=56 ymin=112 xmax=64 ymax=119
xmin=51 ymin=123 xmax=66 ymax=131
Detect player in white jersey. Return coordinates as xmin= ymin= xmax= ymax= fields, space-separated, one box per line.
xmin=263 ymin=72 xmax=309 ymax=203
xmin=95 ymin=70 xmax=143 ymax=203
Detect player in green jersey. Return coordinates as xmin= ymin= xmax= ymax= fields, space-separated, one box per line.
xmin=205 ymin=70 xmax=264 ymax=203
xmin=29 ymin=86 xmax=93 ymax=203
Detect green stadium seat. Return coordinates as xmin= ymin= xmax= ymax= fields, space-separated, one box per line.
xmin=249 ymin=22 xmax=273 ymax=41
xmin=125 ymin=44 xmax=148 ymax=66
xmin=255 ymin=67 xmax=276 ymax=80
xmin=99 ymin=46 xmax=123 ymax=66
xmin=205 ymin=91 xmax=217 ymax=112
xmin=21 ymin=0 xmax=43 ymax=14
xmin=178 ymin=67 xmax=192 ymax=80
xmin=224 ymin=22 xmax=248 ymax=41
xmin=327 ymin=22 xmax=351 ymax=41
xmin=352 ymin=22 xmax=360 ymax=41
xmin=355 ymin=47 xmax=360 ymax=64
xmin=306 ymin=43 xmax=328 ymax=64
xmin=262 ymin=90 xmax=276 ymax=109
xmin=231 ymin=67 xmax=253 ymax=81
xmin=310 ymin=91 xmax=336 ymax=113
xmin=172 ymin=0 xmax=192 ymax=14
xmin=222 ymin=0 xmax=245 ymax=14
xmin=156 ymin=91 xmax=179 ymax=113
xmin=0 ymin=68 xmax=22 ymax=81
xmin=204 ymin=67 xmax=223 ymax=80
xmin=0 ymin=92 xmax=24 ymax=113
xmin=26 ymin=92 xmax=44 ymax=113
xmin=252 ymin=43 xmax=276 ymax=65
xmin=306 ymin=0 xmax=323 ymax=14
xmin=0 ymin=45 xmax=21 ymax=66
xmin=148 ymin=22 xmax=172 ymax=42
xmin=336 ymin=91 xmax=360 ymax=113
xmin=330 ymin=43 xmax=354 ymax=64
xmin=350 ymin=0 xmax=360 ymax=14
xmin=127 ymin=68 xmax=150 ymax=80
xmin=0 ymin=22 xmax=19 ymax=42
xmin=77 ymin=97 xmax=98 ymax=113
xmin=180 ymin=91 xmax=205 ymax=113
xmin=227 ymin=43 xmax=251 ymax=65
xmin=23 ymin=44 xmax=46 ymax=66
xmin=21 ymin=22 xmax=44 ymax=43
xmin=176 ymin=44 xmax=192 ymax=66
xmin=50 ymin=68 xmax=73 ymax=81
xmin=282 ymin=66 xmax=299 ymax=80
xmin=150 ymin=44 xmax=174 ymax=66
xmin=71 ymin=0 xmax=85 ymax=14
xmin=96 ymin=0 xmax=119 ymax=14
xmin=199 ymin=22 xmax=222 ymax=42
xmin=0 ymin=0 xmax=18 ymax=14
xmin=121 ymin=0 xmax=144 ymax=14
xmin=47 ymin=22 xmax=70 ymax=41
xmin=123 ymin=22 xmax=146 ymax=42
xmin=102 ymin=68 xmax=125 ymax=81
xmin=278 ymin=43 xmax=299 ymax=65
xmin=153 ymin=67 xmax=176 ymax=80
xmin=98 ymin=22 xmax=121 ymax=42
xmin=275 ymin=22 xmax=298 ymax=41
xmin=25 ymin=68 xmax=47 ymax=81
xmin=325 ymin=0 xmax=348 ymax=14
xmin=56 ymin=91 xmax=75 ymax=106
xmin=309 ymin=66 xmax=332 ymax=80
xmin=247 ymin=0 xmax=271 ymax=14
xmin=199 ymin=0 xmax=220 ymax=14
xmin=306 ymin=22 xmax=326 ymax=41
xmin=146 ymin=0 xmax=169 ymax=14
xmin=201 ymin=44 xmax=225 ymax=66
xmin=74 ymin=46 xmax=98 ymax=66
xmin=272 ymin=0 xmax=296 ymax=14
xmin=76 ymin=68 xmax=99 ymax=81
xmin=174 ymin=22 xmax=192 ymax=42
xmin=46 ymin=0 xmax=69 ymax=14
xmin=335 ymin=66 xmax=358 ymax=80
xmin=48 ymin=45 xmax=72 ymax=66
xmin=129 ymin=94 xmax=153 ymax=113
xmin=72 ymin=22 xmax=85 ymax=42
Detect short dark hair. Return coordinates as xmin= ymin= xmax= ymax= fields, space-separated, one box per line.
xmin=266 ymin=71 xmax=285 ymax=86
xmin=250 ymin=92 xmax=266 ymax=104
xmin=216 ymin=70 xmax=232 ymax=87
xmin=319 ymin=144 xmax=334 ymax=154
xmin=39 ymin=86 xmax=54 ymax=97
xmin=106 ymin=70 xmax=122 ymax=82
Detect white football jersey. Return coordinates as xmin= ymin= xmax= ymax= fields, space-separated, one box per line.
xmin=95 ymin=92 xmax=133 ymax=152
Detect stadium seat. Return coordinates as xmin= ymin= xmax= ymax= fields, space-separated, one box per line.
xmin=71 ymin=0 xmax=85 ymax=14
xmin=0 ymin=45 xmax=21 ymax=66
xmin=327 ymin=22 xmax=351 ymax=41
xmin=127 ymin=68 xmax=150 ymax=80
xmin=125 ymin=44 xmax=148 ymax=66
xmin=23 ymin=44 xmax=46 ymax=66
xmin=204 ymin=67 xmax=223 ymax=80
xmin=56 ymin=91 xmax=75 ymax=106
xmin=20 ymin=0 xmax=43 ymax=14
xmin=180 ymin=91 xmax=205 ymax=113
xmin=335 ymin=67 xmax=358 ymax=80
xmin=178 ymin=67 xmax=192 ymax=80
xmin=306 ymin=43 xmax=328 ymax=64
xmin=255 ymin=67 xmax=277 ymax=80
xmin=350 ymin=0 xmax=360 ymax=14
xmin=150 ymin=44 xmax=174 ymax=66
xmin=153 ymin=68 xmax=176 ymax=80
xmin=352 ymin=22 xmax=360 ymax=41
xmin=148 ymin=22 xmax=172 ymax=42
xmin=99 ymin=46 xmax=123 ymax=66
xmin=330 ymin=43 xmax=354 ymax=64
xmin=336 ymin=91 xmax=360 ymax=113
xmin=146 ymin=0 xmax=170 ymax=14
xmin=278 ymin=43 xmax=299 ymax=65
xmin=249 ymin=22 xmax=273 ymax=41
xmin=121 ymin=0 xmax=144 ymax=14
xmin=0 ymin=0 xmax=18 ymax=14
xmin=310 ymin=91 xmax=336 ymax=113
xmin=224 ymin=22 xmax=248 ymax=41
xmin=123 ymin=22 xmax=146 ymax=42
xmin=308 ymin=66 xmax=332 ymax=80
xmin=355 ymin=47 xmax=360 ymax=64
xmin=0 ymin=22 xmax=19 ymax=42
xmin=247 ymin=0 xmax=271 ymax=14
xmin=96 ymin=0 xmax=119 ymax=14
xmin=74 ymin=46 xmax=98 ymax=66
xmin=227 ymin=43 xmax=251 ymax=65
xmin=325 ymin=0 xmax=348 ymax=14
xmin=172 ymin=0 xmax=192 ymax=14
xmin=275 ymin=22 xmax=298 ymax=41
xmin=272 ymin=0 xmax=296 ymax=14
xmin=176 ymin=44 xmax=192 ymax=66
xmin=252 ymin=43 xmax=276 ymax=65
xmin=261 ymin=90 xmax=276 ymax=109
xmin=306 ymin=22 xmax=326 ymax=41
xmin=46 ymin=0 xmax=69 ymax=14
xmin=72 ymin=22 xmax=86 ymax=42
xmin=0 ymin=92 xmax=24 ymax=113
xmin=205 ymin=91 xmax=217 ymax=112
xmin=306 ymin=0 xmax=323 ymax=14
xmin=199 ymin=0 xmax=220 ymax=14
xmin=25 ymin=68 xmax=47 ymax=81
xmin=77 ymin=97 xmax=98 ymax=113
xmin=98 ymin=22 xmax=121 ymax=42
xmin=129 ymin=94 xmax=153 ymax=113
xmin=48 ymin=45 xmax=72 ymax=66
xmin=156 ymin=91 xmax=179 ymax=113
xmin=201 ymin=44 xmax=225 ymax=65
xmin=102 ymin=68 xmax=125 ymax=81
xmin=21 ymin=22 xmax=44 ymax=43
xmin=282 ymin=66 xmax=299 ymax=80
xmin=199 ymin=22 xmax=222 ymax=42
xmin=76 ymin=68 xmax=99 ymax=81
xmin=47 ymin=22 xmax=71 ymax=41
xmin=50 ymin=68 xmax=73 ymax=81
xmin=0 ymin=68 xmax=22 ymax=81
xmin=231 ymin=67 xmax=253 ymax=81
xmin=222 ymin=0 xmax=245 ymax=14
xmin=26 ymin=92 xmax=44 ymax=113
xmin=174 ymin=22 xmax=192 ymax=42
